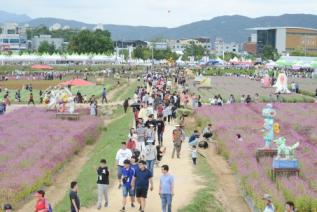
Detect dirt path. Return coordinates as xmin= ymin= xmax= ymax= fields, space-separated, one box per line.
xmin=82 ymin=123 xmax=203 ymax=212
xmin=16 ymin=84 xmax=126 ymax=212
xmin=199 ymin=142 xmax=250 ymax=212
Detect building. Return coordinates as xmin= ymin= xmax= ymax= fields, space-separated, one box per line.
xmin=167 ymin=38 xmax=212 ymax=53
xmin=32 ymin=35 xmax=64 ymax=50
xmin=114 ymin=40 xmax=147 ymax=49
xmin=0 ymin=23 xmax=27 ymax=52
xmin=248 ymin=27 xmax=317 ymax=55
xmin=243 ymin=34 xmax=257 ymax=55
xmin=153 ymin=42 xmax=168 ymax=50
xmin=214 ymin=38 xmax=239 ymax=56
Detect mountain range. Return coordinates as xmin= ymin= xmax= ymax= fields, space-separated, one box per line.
xmin=1 ymin=11 xmax=317 ymax=42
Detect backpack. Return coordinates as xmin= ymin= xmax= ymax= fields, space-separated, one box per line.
xmin=198 ymin=141 xmax=208 ymax=149
xmin=48 ymin=203 xmax=53 ymax=212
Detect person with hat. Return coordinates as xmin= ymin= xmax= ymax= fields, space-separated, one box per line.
xmin=120 ymin=160 xmax=136 ymax=211
xmin=263 ymin=194 xmax=275 ymax=212
xmin=143 ymin=139 xmax=157 ymax=175
xmin=3 ymin=203 xmax=13 ymax=212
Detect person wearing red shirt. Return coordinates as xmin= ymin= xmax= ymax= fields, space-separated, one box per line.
xmin=34 ymin=190 xmax=49 ymax=212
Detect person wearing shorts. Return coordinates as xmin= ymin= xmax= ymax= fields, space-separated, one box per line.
xmin=120 ymin=160 xmax=135 ymax=211
xmin=116 ymin=142 xmax=133 ymax=188
xmin=132 ymin=160 xmax=153 ymax=212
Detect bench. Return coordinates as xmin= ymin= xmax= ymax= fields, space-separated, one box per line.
xmin=56 ymin=113 xmax=80 ymax=121
xmin=256 ymin=148 xmax=278 ymax=162
xmin=271 ymin=168 xmax=300 ymax=181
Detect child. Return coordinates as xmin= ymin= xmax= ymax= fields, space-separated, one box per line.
xmin=156 ymin=145 xmax=166 ymax=167
xmin=192 ymin=145 xmax=197 ymax=165
xmin=236 ymin=134 xmax=243 ymax=142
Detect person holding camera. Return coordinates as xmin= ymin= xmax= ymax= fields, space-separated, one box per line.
xmin=120 ymin=160 xmax=136 ymax=211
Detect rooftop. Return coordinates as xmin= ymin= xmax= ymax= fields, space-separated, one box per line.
xmin=247 ymin=26 xmax=317 ymax=31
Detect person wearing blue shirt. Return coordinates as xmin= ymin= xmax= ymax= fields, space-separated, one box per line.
xmin=188 ymin=130 xmax=200 ymax=146
xmin=159 ymin=165 xmax=174 ymax=212
xmin=120 ymin=160 xmax=135 ymax=211
xmin=132 ymin=160 xmax=153 ymax=212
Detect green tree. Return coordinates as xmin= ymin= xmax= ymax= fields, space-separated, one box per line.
xmin=68 ymin=29 xmax=114 ymax=54
xmin=133 ymin=46 xmax=145 ymax=59
xmin=38 ymin=41 xmax=56 ymax=55
xmin=262 ymin=45 xmax=279 ymax=61
xmin=183 ymin=44 xmax=206 ymax=60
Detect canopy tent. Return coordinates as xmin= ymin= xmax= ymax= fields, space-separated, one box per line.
xmin=60 ymin=79 xmax=95 ymax=86
xmin=31 ymin=64 xmax=54 ymax=70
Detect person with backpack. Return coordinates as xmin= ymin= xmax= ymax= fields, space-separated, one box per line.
xmin=34 ymin=190 xmax=50 ymax=212
xmin=96 ymin=159 xmax=109 ymax=209
xmin=143 ymin=139 xmax=157 ymax=175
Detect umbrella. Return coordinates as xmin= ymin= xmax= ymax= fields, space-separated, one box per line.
xmin=60 ymin=79 xmax=96 ymax=86
xmin=31 ymin=64 xmax=54 ymax=70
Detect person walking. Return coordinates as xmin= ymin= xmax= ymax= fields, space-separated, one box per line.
xmin=132 ymin=160 xmax=153 ymax=212
xmin=159 ymin=165 xmax=174 ymax=212
xmin=70 ymin=181 xmax=80 ymax=212
xmin=172 ymin=124 xmax=183 ymax=159
xmin=192 ymin=145 xmax=198 ymax=165
xmin=116 ymin=142 xmax=133 ymax=188
xmin=120 ymin=160 xmax=136 ymax=211
xmin=123 ymin=98 xmax=130 ymax=113
xmin=28 ymin=92 xmax=35 ymax=105
xmin=101 ymin=87 xmax=107 ymax=103
xmin=263 ymin=194 xmax=275 ymax=212
xmin=34 ymin=190 xmax=49 ymax=212
xmin=143 ymin=139 xmax=157 ymax=175
xmin=156 ymin=115 xmax=165 ymax=146
xmin=96 ymin=159 xmax=109 ymax=209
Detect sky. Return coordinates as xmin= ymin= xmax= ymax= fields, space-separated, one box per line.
xmin=3 ymin=0 xmax=317 ymax=27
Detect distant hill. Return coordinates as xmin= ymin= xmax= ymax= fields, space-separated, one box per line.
xmin=0 ymin=10 xmax=31 ymax=23
xmin=3 ymin=12 xmax=317 ymax=42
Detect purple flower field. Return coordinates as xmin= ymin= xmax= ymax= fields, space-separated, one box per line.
xmin=196 ymin=103 xmax=317 ymax=211
xmin=0 ymin=107 xmax=102 ymax=205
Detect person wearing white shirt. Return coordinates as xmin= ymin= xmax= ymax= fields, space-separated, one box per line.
xmin=263 ymin=194 xmax=275 ymax=212
xmin=116 ymin=142 xmax=132 ymax=188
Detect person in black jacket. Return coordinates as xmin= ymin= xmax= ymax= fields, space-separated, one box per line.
xmin=96 ymin=159 xmax=110 ymax=209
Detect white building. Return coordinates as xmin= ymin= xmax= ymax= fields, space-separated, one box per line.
xmin=32 ymin=35 xmax=64 ymax=50
xmin=63 ymin=25 xmax=70 ymax=30
xmin=0 ymin=23 xmax=27 ymax=52
xmin=214 ymin=38 xmax=239 ymax=56
xmin=49 ymin=23 xmax=62 ymax=31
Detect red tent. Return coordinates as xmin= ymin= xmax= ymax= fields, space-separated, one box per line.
xmin=31 ymin=64 xmax=54 ymax=70
xmin=60 ymin=79 xmax=96 ymax=86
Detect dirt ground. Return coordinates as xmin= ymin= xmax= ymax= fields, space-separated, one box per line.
xmin=200 ymin=143 xmax=250 ymax=212
xmin=81 ymin=123 xmax=202 ymax=212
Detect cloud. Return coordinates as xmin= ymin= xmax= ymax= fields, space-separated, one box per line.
xmin=3 ymin=0 xmax=317 ymax=27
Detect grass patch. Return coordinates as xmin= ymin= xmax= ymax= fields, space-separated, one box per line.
xmin=111 ymin=80 xmax=139 ymax=102
xmin=54 ymin=111 xmax=133 ymax=211
xmin=179 ymin=154 xmax=223 ymax=212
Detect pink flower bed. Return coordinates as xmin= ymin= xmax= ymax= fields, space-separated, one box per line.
xmin=0 ymin=107 xmax=102 ymax=205
xmin=196 ymin=103 xmax=317 ymax=211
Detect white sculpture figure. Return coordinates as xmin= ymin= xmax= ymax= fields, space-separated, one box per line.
xmin=43 ymin=86 xmax=76 ymax=113
xmin=273 ymin=72 xmax=291 ymax=94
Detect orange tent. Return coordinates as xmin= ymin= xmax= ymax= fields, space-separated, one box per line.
xmin=31 ymin=64 xmax=54 ymax=70
xmin=60 ymin=79 xmax=96 ymax=86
